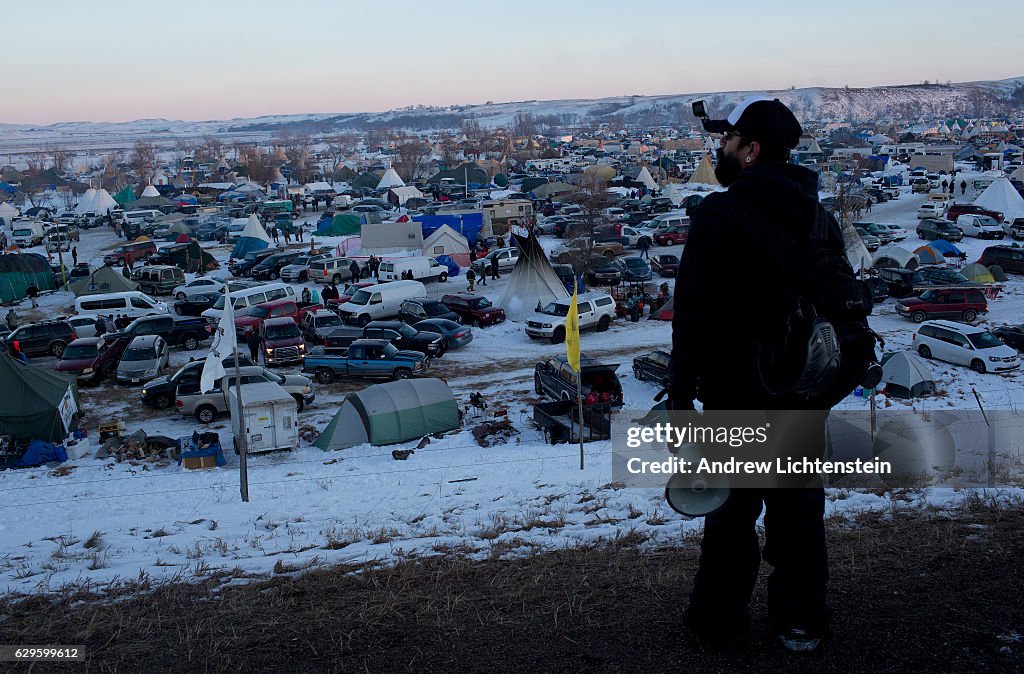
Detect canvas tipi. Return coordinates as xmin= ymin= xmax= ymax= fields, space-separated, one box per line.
xmin=141 ymin=184 xmax=160 ymax=197
xmin=377 ymin=167 xmax=405 ymax=190
xmin=974 ymin=177 xmax=1024 ymax=222
xmin=635 ymin=166 xmax=658 ymax=190
xmin=687 ymin=154 xmax=720 ymax=186
xmin=499 ymin=232 xmax=569 ymax=322
xmin=230 ymin=214 xmax=272 ymax=259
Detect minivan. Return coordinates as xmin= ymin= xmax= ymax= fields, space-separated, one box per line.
xmin=336 ymin=280 xmax=428 ymax=326
xmin=137 ymin=265 xmax=185 ymax=296
xmin=913 ymin=320 xmax=1020 ymax=374
xmin=124 ymin=209 xmax=162 ymax=225
xmin=74 ymin=291 xmax=170 ymax=319
xmin=201 ymin=282 xmax=296 ymax=322
xmin=378 ymin=256 xmax=449 ymax=283
xmin=640 ymin=211 xmax=689 ymax=236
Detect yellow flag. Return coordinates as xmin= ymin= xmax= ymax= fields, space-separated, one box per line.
xmin=566 ymin=285 xmax=580 ymax=372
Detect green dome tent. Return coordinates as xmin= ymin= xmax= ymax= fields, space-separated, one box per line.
xmin=0 ymin=253 xmax=55 ymax=304
xmin=316 ymin=213 xmax=361 ymax=237
xmin=0 ymin=354 xmax=80 ymax=443
xmin=71 ymin=265 xmax=139 ymax=296
xmin=315 ymin=378 xmax=459 ymax=451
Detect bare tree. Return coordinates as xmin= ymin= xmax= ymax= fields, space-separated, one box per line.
xmin=48 ymin=146 xmax=71 ymax=173
xmin=131 ymin=141 xmax=156 ymax=183
xmin=437 ymin=134 xmax=461 ymax=167
xmin=512 ymin=112 xmax=537 ymax=138
xmin=395 ymin=140 xmax=432 ymax=181
xmin=58 ymin=188 xmax=78 ymax=212
xmin=20 ymin=184 xmax=45 ymax=208
xmin=460 ymin=118 xmax=484 ymax=142
xmin=565 ymin=174 xmax=615 ymax=278
xmin=198 ymin=135 xmax=223 ymax=162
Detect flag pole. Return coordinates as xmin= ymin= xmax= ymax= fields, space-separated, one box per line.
xmin=235 ymin=338 xmax=248 ymax=502
xmin=577 ymin=372 xmax=584 ymax=470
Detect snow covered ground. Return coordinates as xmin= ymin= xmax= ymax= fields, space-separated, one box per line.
xmin=2 ymin=187 xmax=1023 ymax=596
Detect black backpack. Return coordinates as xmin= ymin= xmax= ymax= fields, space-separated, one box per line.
xmin=722 ymin=195 xmax=878 ymax=407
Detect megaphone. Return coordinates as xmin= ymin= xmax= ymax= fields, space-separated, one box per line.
xmin=663 ymin=442 xmax=730 ymax=517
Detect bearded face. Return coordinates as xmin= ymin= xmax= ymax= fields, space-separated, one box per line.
xmin=714 ymin=147 xmax=745 ymax=186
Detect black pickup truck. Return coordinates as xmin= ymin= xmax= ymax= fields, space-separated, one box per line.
xmin=105 ymin=314 xmax=212 ymax=351
xmin=534 ymin=354 xmax=624 ymax=407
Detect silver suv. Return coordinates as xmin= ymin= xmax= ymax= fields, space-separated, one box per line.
xmin=280 ymin=252 xmax=332 ymax=283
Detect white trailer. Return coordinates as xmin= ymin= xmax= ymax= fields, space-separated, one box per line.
xmin=228 ymin=382 xmax=298 ymax=454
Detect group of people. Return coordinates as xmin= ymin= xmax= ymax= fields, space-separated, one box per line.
xmin=268 ymin=222 xmax=305 ymax=244
xmin=94 ymin=314 xmax=131 ymax=335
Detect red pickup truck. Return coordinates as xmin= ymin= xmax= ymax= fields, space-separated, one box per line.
xmin=234 ymin=299 xmax=322 ymax=335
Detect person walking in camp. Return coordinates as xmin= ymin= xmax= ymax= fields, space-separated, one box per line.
xmin=960 ymin=179 xmax=967 ymax=195
xmin=94 ymin=314 xmax=107 ymax=337
xmin=116 ymin=314 xmax=131 ymax=330
xmin=72 ymin=246 xmax=78 ymax=266
xmin=638 ymin=235 xmax=650 ymax=260
xmin=465 ymin=267 xmax=476 ymax=291
xmin=490 ymin=255 xmax=499 ymax=280
xmin=478 ymin=259 xmax=487 ymax=286
xmin=105 ymin=314 xmax=117 ymax=334
xmin=5 ymin=308 xmax=17 ymax=331
xmin=941 ymin=179 xmax=948 ymax=193
xmin=322 ymin=282 xmax=339 ymax=303
xmin=865 ymin=198 xmax=872 ymax=213
xmin=26 ymin=285 xmax=39 ymax=308
xmin=671 ymin=97 xmax=875 ymax=653
xmin=301 ymin=286 xmax=312 ymax=305
xmin=349 ymin=260 xmax=361 ymax=282
xmin=246 ymin=327 xmax=261 ymax=364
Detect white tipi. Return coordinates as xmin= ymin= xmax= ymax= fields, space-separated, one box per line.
xmin=141 ymin=184 xmax=160 ymax=197
xmin=635 ymin=165 xmax=658 ymax=190
xmin=499 ymin=232 xmax=569 ymax=322
xmin=974 ymin=177 xmax=1024 ymax=221
xmin=377 ymin=167 xmax=405 ymax=190
xmin=688 ymin=154 xmax=720 ymax=186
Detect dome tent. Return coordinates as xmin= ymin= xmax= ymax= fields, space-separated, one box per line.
xmin=961 ymin=262 xmax=995 ymax=283
xmin=0 ymin=253 xmax=54 ymax=303
xmin=913 ymin=245 xmax=945 ymax=266
xmin=316 ymin=213 xmax=361 ymax=236
xmin=872 ymin=246 xmax=920 ymax=269
xmin=880 ymin=352 xmax=935 ymax=399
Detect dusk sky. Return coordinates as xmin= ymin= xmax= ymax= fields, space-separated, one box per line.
xmin=5 ymin=0 xmax=1022 ymax=125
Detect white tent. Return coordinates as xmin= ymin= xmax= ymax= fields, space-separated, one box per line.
xmin=377 ymin=167 xmax=405 ymax=190
xmin=304 ymin=181 xmax=335 ymax=194
xmin=141 ymin=184 xmax=160 ymax=197
xmin=240 ymin=214 xmax=272 ymax=243
xmin=880 ymin=352 xmax=935 ymax=399
xmin=841 ymin=219 xmax=873 ymax=271
xmin=872 ymin=246 xmax=920 ymax=270
xmin=388 ymin=185 xmax=424 ymax=206
xmin=0 ymin=201 xmax=19 ymax=224
xmin=92 ymin=189 xmax=117 ymax=214
xmin=660 ymin=183 xmax=688 ymax=206
xmin=360 ymin=221 xmax=422 ymax=255
xmin=422 ymin=224 xmax=469 ymax=259
xmin=688 ymin=154 xmax=720 ymax=186
xmin=635 ymin=166 xmax=658 ymax=190
xmin=974 ymin=177 xmax=1024 ymax=222
xmin=1011 ymin=166 xmax=1024 ymax=183
xmin=75 ymin=188 xmax=97 ymax=214
xmin=499 ymin=232 xmax=569 ymax=322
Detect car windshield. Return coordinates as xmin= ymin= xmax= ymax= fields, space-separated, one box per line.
xmin=541 ymin=302 xmax=570 ymax=317
xmin=425 ymin=303 xmax=448 ymax=316
xmin=317 ymin=314 xmax=342 ymax=328
xmin=246 ymin=306 xmax=270 ymax=319
xmin=266 ymin=324 xmax=300 ymax=340
xmin=467 ymin=297 xmax=492 ymax=309
xmin=62 ymin=345 xmax=97 ymax=360
xmin=976 ymin=217 xmax=998 ymax=227
xmin=625 ymin=259 xmax=648 ymax=269
xmin=397 ymin=324 xmax=417 ymax=337
xmin=382 ymin=343 xmax=399 ymax=357
xmin=263 ymin=370 xmax=285 ymax=385
xmin=349 ymin=290 xmax=371 ymax=306
xmin=918 ymin=290 xmax=936 ymax=301
xmin=121 ymin=346 xmax=155 ymax=361
xmin=968 ymin=332 xmax=1003 ymax=349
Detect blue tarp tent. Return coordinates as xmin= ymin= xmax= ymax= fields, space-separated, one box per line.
xmin=927 ymin=239 xmax=965 ymax=258
xmin=231 ymin=214 xmax=272 ymax=259
xmin=435 ymin=255 xmax=461 ymax=277
xmin=13 ymin=439 xmax=68 ymax=468
xmin=414 ymin=213 xmax=484 ymax=247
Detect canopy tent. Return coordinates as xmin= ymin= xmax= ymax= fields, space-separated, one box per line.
xmin=974 ymin=176 xmax=1024 ymax=221
xmin=316 ymin=213 xmax=361 ymax=237
xmin=0 ymin=253 xmax=54 ymax=303
xmin=70 ymin=265 xmax=138 ymax=296
xmin=926 ymin=239 xmax=965 ymax=259
xmin=880 ymin=352 xmax=935 ymax=399
xmin=913 ymin=245 xmax=945 ymax=266
xmin=113 ymin=185 xmax=137 ymax=206
xmin=231 ymin=214 xmax=272 ymax=259
xmin=961 ymin=262 xmax=995 ymax=283
xmin=687 ymin=154 xmax=720 ymax=186
xmin=141 ymin=184 xmax=160 ymax=197
xmin=422 ymin=224 xmax=470 ymax=268
xmin=499 ymin=232 xmax=569 ymax=322
xmin=0 ymin=353 xmax=80 ymax=443
xmin=314 ymin=378 xmax=459 ymax=451
xmin=634 ymin=165 xmax=659 ymax=190
xmin=376 ymin=167 xmax=406 ymax=190
xmin=872 ymin=246 xmax=920 ymax=269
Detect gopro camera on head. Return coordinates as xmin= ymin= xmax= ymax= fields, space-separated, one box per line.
xmin=691 ymin=100 xmax=708 ymax=120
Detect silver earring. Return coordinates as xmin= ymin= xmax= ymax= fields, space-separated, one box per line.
xmin=745 ymin=157 xmax=751 ymax=163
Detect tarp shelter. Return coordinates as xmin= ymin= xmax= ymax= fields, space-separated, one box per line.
xmin=0 ymin=353 xmax=80 ymax=443
xmin=531 ymin=182 xmax=576 ymax=199
xmin=0 ymin=253 xmax=54 ymax=303
xmin=974 ymin=176 xmax=1024 ymax=221
xmin=499 ymin=232 xmax=569 ymax=322
xmin=71 ymin=265 xmax=139 ymax=296
xmin=414 ymin=213 xmax=484 ymax=247
xmin=316 ymin=213 xmax=361 ymax=236
xmin=314 ymin=378 xmax=459 ymax=451
xmin=880 ymin=352 xmax=935 ymax=399
xmin=872 ymin=246 xmax=920 ymax=269
xmin=129 ymin=194 xmax=172 ymax=210
xmin=961 ymin=262 xmax=995 ymax=283
xmin=376 ymin=167 xmax=405 ymax=190
xmin=160 ymin=241 xmax=218 ymax=272
xmin=687 ymin=154 xmax=720 ymax=186
xmin=231 ymin=214 xmax=272 ymax=259
xmin=12 ymin=439 xmax=68 ymax=468
xmin=913 ymin=245 xmax=945 ymax=266
xmin=113 ymin=185 xmax=137 ymax=206
xmin=360 ymin=221 xmax=423 ymax=255
xmin=422 ymin=224 xmax=470 ymax=267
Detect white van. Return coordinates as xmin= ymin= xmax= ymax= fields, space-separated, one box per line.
xmin=337 ymin=280 xmax=427 ymax=326
xmin=640 ymin=211 xmax=690 ymax=236
xmin=201 ymin=282 xmax=296 ymax=323
xmin=378 ymin=257 xmax=449 ymax=283
xmin=124 ymin=209 xmax=162 ymax=225
xmin=956 ymin=214 xmax=1004 ymax=239
xmin=74 ymin=291 xmax=169 ymax=319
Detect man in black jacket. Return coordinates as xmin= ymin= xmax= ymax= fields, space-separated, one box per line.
xmin=671 ymin=97 xmax=844 ymax=652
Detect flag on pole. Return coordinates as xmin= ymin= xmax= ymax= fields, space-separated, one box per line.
xmin=566 ymin=284 xmax=580 ymax=372
xmin=200 ymin=293 xmax=238 ymax=393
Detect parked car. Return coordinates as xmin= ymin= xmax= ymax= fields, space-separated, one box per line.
xmin=440 ymin=293 xmax=507 ymax=327
xmin=916 ymin=202 xmax=946 ymax=220
xmin=301 ymin=340 xmax=428 ymax=383
xmin=229 ymin=247 xmax=282 ymax=277
xmin=326 ymin=281 xmax=376 ymax=310
xmin=913 ymin=320 xmax=1019 ymax=374
xmin=879 ymin=223 xmax=909 ymax=241
xmin=875 ymin=268 xmax=926 ymax=299
xmin=362 ymin=320 xmax=446 ymax=357
xmin=104 ymin=314 xmax=211 ymax=352
xmin=534 ymin=354 xmax=623 ymax=407
xmin=613 ymin=256 xmax=653 ymax=282
xmin=993 ymin=324 xmax=1024 ymax=351
xmin=587 ymin=256 xmax=622 ymax=286
xmin=472 ymin=247 xmax=520 ymax=275
xmin=896 ymin=288 xmax=988 ymax=323
xmin=300 ymin=309 xmax=346 ymax=345
xmin=115 ymin=335 xmax=170 ymax=384
xmin=234 ymin=299 xmax=321 ymax=336
xmin=279 ymin=252 xmax=331 ymax=283
xmin=947 ymin=203 xmax=1004 ymax=223
xmin=176 ymin=366 xmax=314 ymax=422
xmin=250 ymin=250 xmax=304 ymax=281
xmin=1005 ymin=217 xmax=1024 ymax=241
xmin=654 ymin=224 xmax=689 ymax=246
xmin=141 ymin=354 xmax=253 ymax=409
xmin=1 ymin=320 xmax=77 ymax=358
xmin=413 ymin=318 xmax=473 ymax=350
xmin=261 ymin=316 xmax=306 ymax=366
xmin=918 ymin=267 xmax=978 ymax=288
xmin=632 ymin=350 xmax=672 ymax=387
xmin=863 ymin=276 xmax=890 ymax=303
xmin=172 ymin=276 xmax=226 ymax=301
xmin=137 ymin=265 xmax=186 ymax=296
xmin=174 ymin=291 xmax=221 ymax=316
xmin=854 ymin=227 xmax=881 ymax=252
xmin=956 ymin=215 xmax=1004 ymax=239
xmin=398 ymin=298 xmax=460 ymax=325
xmin=650 ymin=254 xmax=679 ymax=277
xmin=54 ymin=337 xmax=120 ymax=385
xmin=978 ymin=246 xmax=1024 ymax=275
xmin=525 ymin=291 xmax=616 ymax=343
xmin=856 ymin=222 xmax=896 ymax=245
xmin=917 ymin=219 xmax=963 ymax=242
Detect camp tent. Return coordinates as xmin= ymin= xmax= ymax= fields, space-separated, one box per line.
xmin=974 ymin=176 xmax=1024 ymax=221
xmin=160 ymin=240 xmax=219 ymax=273
xmin=376 ymin=167 xmax=405 ymax=190
xmin=316 ymin=213 xmax=361 ymax=237
xmin=841 ymin=219 xmax=873 ymax=271
xmin=687 ymin=154 xmax=720 ymax=186
xmin=961 ymin=262 xmax=995 ymax=283
xmin=531 ymin=182 xmax=576 ymax=199
xmin=70 ymin=265 xmax=139 ymax=296
xmin=388 ymin=185 xmax=424 ymax=207
xmin=141 ymin=184 xmax=160 ymax=197
xmin=422 ymin=224 xmax=470 ymax=267
xmin=0 ymin=353 xmax=80 ymax=443
xmin=231 ymin=214 xmax=272 ymax=259
xmin=499 ymin=232 xmax=569 ymax=322
xmin=872 ymin=246 xmax=920 ymax=269
xmin=314 ymin=378 xmax=459 ymax=451
xmin=880 ymin=352 xmax=935 ymax=399
xmin=0 ymin=253 xmax=54 ymax=303
xmin=634 ymin=166 xmax=659 ymax=190
xmin=0 ymin=201 xmax=19 ymax=225
xmin=926 ymin=239 xmax=964 ymax=259
xmin=361 ymin=221 xmax=423 ymax=255
xmin=113 ymin=185 xmax=137 ymax=206
xmin=913 ymin=245 xmax=945 ymax=266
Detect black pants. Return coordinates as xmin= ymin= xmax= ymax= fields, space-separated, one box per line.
xmin=689 ymin=487 xmax=828 ymax=633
